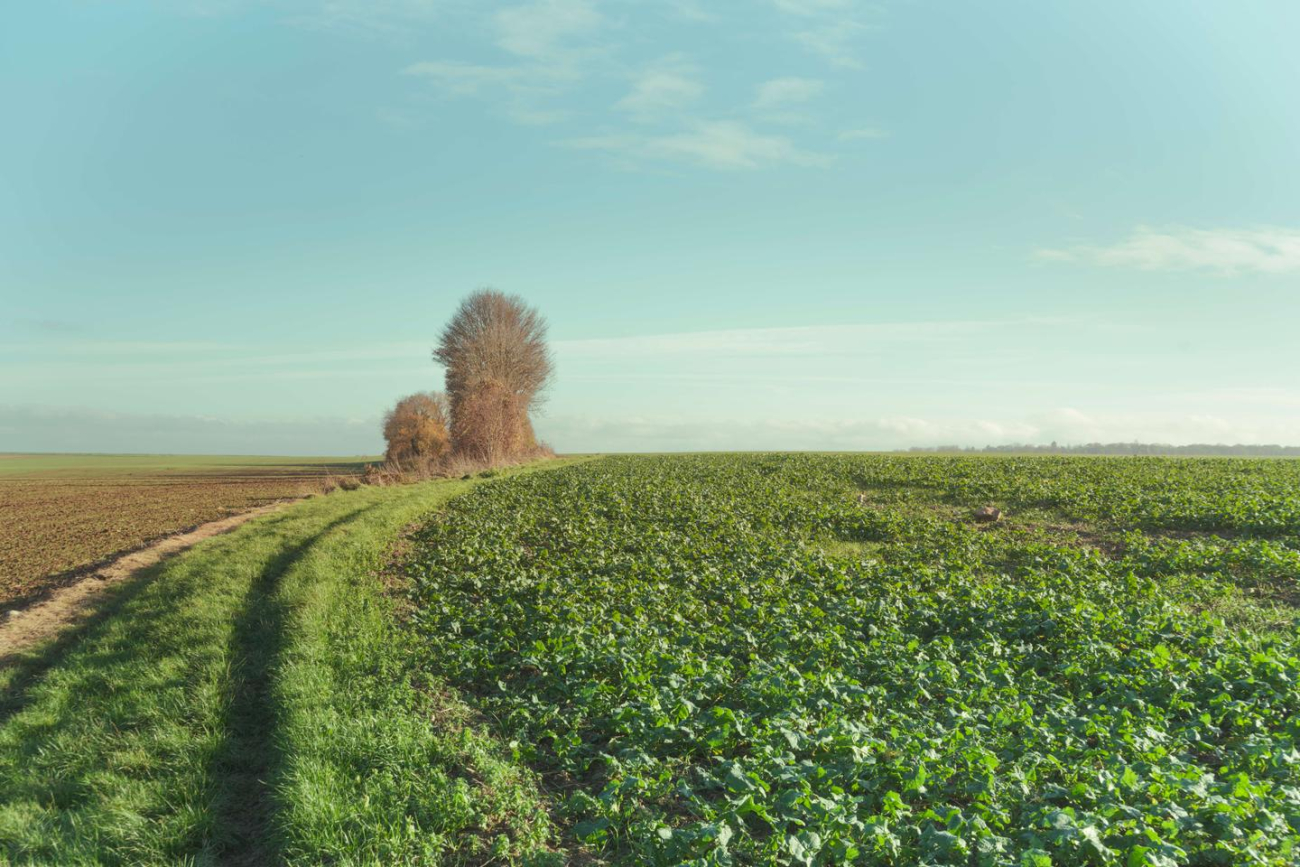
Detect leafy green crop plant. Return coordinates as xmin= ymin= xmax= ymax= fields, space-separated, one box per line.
xmin=403 ymin=455 xmax=1300 ymax=865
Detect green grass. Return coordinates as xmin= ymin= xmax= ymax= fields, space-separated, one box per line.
xmin=269 ymin=463 xmax=581 ymax=865
xmin=0 ymin=460 xmax=582 ymax=866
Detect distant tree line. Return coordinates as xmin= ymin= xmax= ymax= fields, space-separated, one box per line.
xmin=378 ymin=289 xmax=554 ymax=479
xmin=909 ymin=442 xmax=1300 ymax=457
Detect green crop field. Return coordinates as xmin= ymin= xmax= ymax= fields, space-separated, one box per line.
xmin=400 ymin=455 xmax=1300 ymax=865
xmin=2 ymin=454 xmax=1298 ymax=865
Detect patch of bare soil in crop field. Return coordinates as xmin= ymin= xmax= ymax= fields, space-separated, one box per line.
xmin=0 ymin=501 xmax=296 ymax=663
xmin=986 ymin=518 xmax=1128 ymax=557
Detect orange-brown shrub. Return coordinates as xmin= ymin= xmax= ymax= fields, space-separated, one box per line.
xmin=449 ymin=380 xmax=534 ymax=464
xmin=382 ymin=392 xmax=451 ymax=468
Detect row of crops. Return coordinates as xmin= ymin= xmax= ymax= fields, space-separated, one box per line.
xmin=823 ymin=454 xmax=1300 ymax=535
xmin=401 ymin=454 xmax=1300 ymax=865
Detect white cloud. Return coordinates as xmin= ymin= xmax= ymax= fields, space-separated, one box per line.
xmin=555 ymin=319 xmax=1018 ymax=359
xmin=1026 ymin=407 xmax=1300 ymax=447
xmin=403 ymin=0 xmax=602 ymax=123
xmin=289 ymin=0 xmax=444 ymax=37
xmin=0 ymin=405 xmax=382 ymax=455
xmin=403 ymin=60 xmax=521 ymax=96
xmin=753 ymin=77 xmax=824 ymax=109
xmin=668 ymin=0 xmax=716 ymax=22
xmin=1038 ymin=225 xmax=1300 ymax=275
xmin=563 ymin=120 xmax=829 ymax=170
xmin=768 ymin=0 xmax=876 ymax=68
xmin=537 ymin=408 xmax=1300 ymax=453
xmin=494 ymin=0 xmax=602 ymax=60
xmin=1190 ymin=387 xmax=1300 ymax=409
xmin=838 ymin=126 xmax=889 ymax=141
xmin=770 ymin=0 xmax=855 ymax=15
xmin=0 ymin=340 xmax=439 ymax=385
xmin=793 ymin=22 xmax=868 ymax=68
xmin=615 ymin=55 xmax=703 ymax=120
xmin=506 ymin=106 xmax=571 ymax=125
xmin=403 ymin=58 xmax=574 ymax=122
xmin=10 ymin=402 xmax=1297 ymax=456
xmin=535 ymin=413 xmax=1035 ymax=453
xmin=396 ymin=1 xmax=867 ymax=153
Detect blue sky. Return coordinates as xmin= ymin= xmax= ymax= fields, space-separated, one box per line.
xmin=3 ymin=0 xmax=1299 ymax=454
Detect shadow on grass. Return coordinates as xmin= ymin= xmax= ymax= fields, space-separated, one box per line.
xmin=0 ymin=504 xmax=372 ymax=865
xmin=0 ymin=553 xmax=186 ymax=726
xmin=0 ymin=508 xmax=323 ymax=726
xmin=203 ymin=509 xmax=364 ymax=866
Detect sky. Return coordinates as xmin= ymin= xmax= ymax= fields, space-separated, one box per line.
xmin=3 ymin=0 xmax=1299 ymax=455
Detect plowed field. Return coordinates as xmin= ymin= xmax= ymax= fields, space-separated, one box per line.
xmin=0 ymin=454 xmax=369 ymax=607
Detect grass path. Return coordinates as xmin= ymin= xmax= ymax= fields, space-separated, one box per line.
xmin=0 ymin=464 xmax=578 ymax=866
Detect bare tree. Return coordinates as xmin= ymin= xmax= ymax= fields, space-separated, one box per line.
xmin=435 ymin=289 xmax=553 ymax=461
xmin=382 ymin=392 xmax=451 ymax=467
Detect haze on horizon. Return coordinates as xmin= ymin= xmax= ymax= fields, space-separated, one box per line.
xmin=3 ymin=1 xmax=1299 ymax=455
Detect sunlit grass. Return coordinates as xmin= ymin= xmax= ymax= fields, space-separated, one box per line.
xmin=0 ymin=461 xmax=584 ymax=865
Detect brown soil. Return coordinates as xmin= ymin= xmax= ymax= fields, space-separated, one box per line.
xmin=0 ymin=500 xmax=299 ymax=663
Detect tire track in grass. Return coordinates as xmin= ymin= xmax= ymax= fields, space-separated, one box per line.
xmin=267 ymin=462 xmax=593 ymax=865
xmin=0 ymin=461 xmax=583 ymax=866
xmin=0 ymin=499 xmax=305 ymax=662
xmin=0 ymin=496 xmax=373 ymax=865
xmin=205 ymin=510 xmax=362 ymax=865
xmin=0 ymin=564 xmax=164 ymax=729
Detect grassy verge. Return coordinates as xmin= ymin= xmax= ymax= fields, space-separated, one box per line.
xmin=270 ymin=467 xmax=574 ymax=866
xmin=0 ymin=461 xmax=581 ymax=866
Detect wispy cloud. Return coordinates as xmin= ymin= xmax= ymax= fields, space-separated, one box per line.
xmin=1184 ymin=387 xmax=1300 ymax=409
xmin=838 ymin=126 xmax=889 ymax=141
xmin=403 ymin=0 xmax=602 ymax=120
xmin=793 ymin=23 xmax=869 ymax=68
xmin=555 ymin=320 xmax=1019 ymax=359
xmin=770 ymin=0 xmax=856 ymax=15
xmin=0 ymin=339 xmax=435 ymax=374
xmin=289 ymin=0 xmax=444 ymax=37
xmin=403 ymin=60 xmax=522 ymax=96
xmin=753 ymin=77 xmax=823 ymax=109
xmin=494 ymin=0 xmax=602 ymax=61
xmin=667 ymin=0 xmax=717 ymax=22
xmin=10 ymin=401 xmax=1297 ymax=457
xmin=562 ymin=120 xmax=829 ymax=170
xmin=538 ymin=407 xmax=1300 ymax=453
xmin=395 ymin=1 xmax=880 ymax=166
xmin=0 ymin=404 xmax=381 ymax=455
xmin=615 ymin=55 xmax=703 ymax=120
xmin=769 ymin=0 xmax=878 ymax=68
xmin=533 ymin=413 xmax=1019 ymax=453
xmin=1038 ymin=225 xmax=1300 ymax=274
xmin=11 ymin=318 xmax=81 ymax=334
xmin=402 ymin=57 xmax=575 ymax=124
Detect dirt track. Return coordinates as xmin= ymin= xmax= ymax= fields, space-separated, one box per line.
xmin=0 ymin=500 xmax=298 ymax=663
